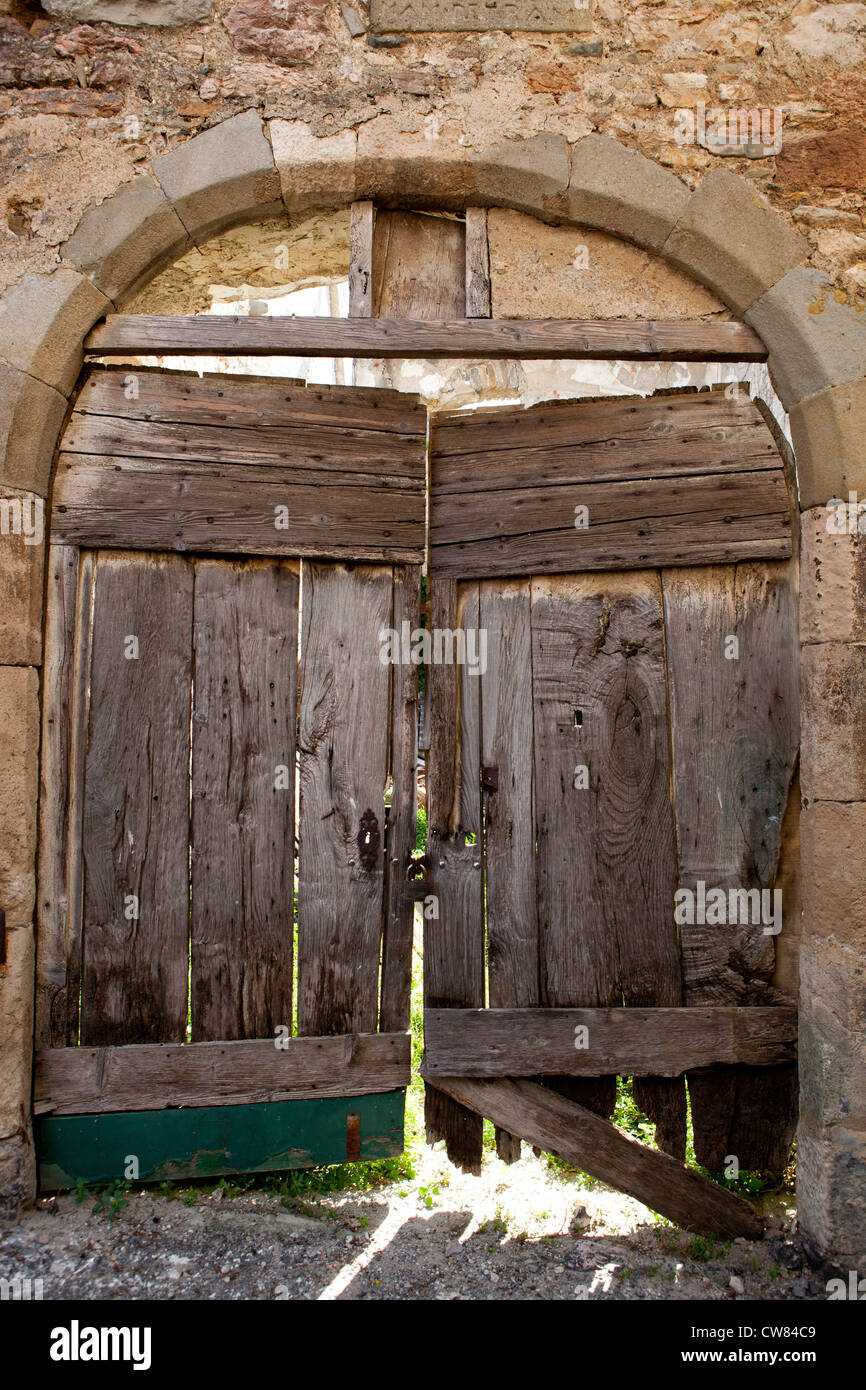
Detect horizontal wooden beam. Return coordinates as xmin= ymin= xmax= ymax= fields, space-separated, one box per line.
xmin=433 ymin=1076 xmax=763 ymax=1238
xmin=422 ymin=1007 xmax=797 ymax=1078
xmin=84 ymin=314 xmax=767 ymax=362
xmin=35 ymin=1032 xmax=410 ymax=1116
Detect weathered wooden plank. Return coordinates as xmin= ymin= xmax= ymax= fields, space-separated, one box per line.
xmin=423 ymin=1007 xmax=798 ymax=1076
xmin=465 ymin=207 xmax=491 ymax=318
xmin=34 ymin=1033 xmax=410 ymax=1115
xmin=191 ymin=559 xmax=299 ymax=1042
xmin=74 ymin=365 xmax=427 ymax=437
xmin=424 ymin=582 xmax=486 ymax=1172
xmin=85 ymin=315 xmax=768 ymax=360
xmin=479 ymin=580 xmax=537 ymax=1161
xmin=380 ymin=564 xmax=421 ymax=1034
xmin=372 ymin=211 xmax=466 ymax=318
xmin=52 ymin=453 xmax=425 ymax=563
xmin=297 ymin=564 xmax=392 ymax=1037
xmin=663 ymin=562 xmax=799 ymax=1172
xmin=35 ymin=546 xmax=92 ymax=1048
xmin=349 ymin=200 xmax=375 ymax=317
xmin=431 ymin=468 xmax=791 ymax=580
xmin=80 ymin=551 xmax=193 ymax=1046
xmin=431 ymin=1076 xmax=763 ymax=1239
xmin=531 ymin=573 xmax=682 ymax=1124
xmin=433 ymin=392 xmax=781 ymax=484
xmin=61 ymin=410 xmax=427 ymax=476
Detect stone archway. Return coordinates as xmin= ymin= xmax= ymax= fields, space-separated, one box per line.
xmin=1 ymin=110 xmax=865 ymax=1264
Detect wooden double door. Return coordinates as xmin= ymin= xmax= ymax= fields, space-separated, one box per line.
xmin=35 ymin=365 xmax=798 ymax=1227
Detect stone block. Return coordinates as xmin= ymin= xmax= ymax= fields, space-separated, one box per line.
xmin=42 ymin=0 xmax=214 ymax=21
xmin=0 ymin=666 xmax=39 ymax=928
xmin=800 ymin=509 xmax=866 ymax=644
xmin=0 ymin=270 xmax=110 ymax=397
xmin=663 ymin=168 xmax=807 ymax=316
xmin=0 ymin=489 xmax=44 ymax=666
xmin=568 ymin=134 xmax=690 ymax=253
xmin=0 ymin=365 xmax=67 ymax=497
xmin=63 ymin=176 xmax=190 ymax=307
xmin=790 ymin=376 xmax=866 ymax=511
xmin=802 ymin=645 xmax=866 ymax=801
xmin=355 ymin=117 xmax=471 ymax=208
xmin=0 ymin=926 xmax=34 ymax=1139
xmin=800 ymin=802 xmax=866 ymax=949
xmin=798 ymin=1131 xmax=866 ymax=1274
xmin=153 ymin=109 xmax=282 ymax=245
xmin=487 ymin=209 xmax=726 ymax=319
xmin=0 ymin=1131 xmax=35 ymax=1226
xmin=746 ymin=269 xmax=866 ymax=409
xmin=471 ymin=134 xmax=570 ymax=218
xmin=269 ymin=120 xmax=357 ymax=213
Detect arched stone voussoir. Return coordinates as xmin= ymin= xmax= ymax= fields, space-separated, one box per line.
xmin=663 ymin=168 xmax=808 ymax=318
xmin=353 ymin=119 xmax=570 ymax=218
xmin=789 ymin=376 xmax=866 ymax=512
xmin=0 ymin=364 xmax=67 ymax=497
xmin=152 ymin=108 xmax=284 ymax=247
xmin=746 ymin=268 xmax=866 ymax=411
xmin=567 ymin=134 xmax=690 ymax=254
xmin=0 ymin=269 xmax=111 ymax=399
xmin=62 ymin=175 xmax=190 ymax=309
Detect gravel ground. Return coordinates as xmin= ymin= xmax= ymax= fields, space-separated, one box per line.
xmin=0 ymin=1142 xmax=832 ymax=1302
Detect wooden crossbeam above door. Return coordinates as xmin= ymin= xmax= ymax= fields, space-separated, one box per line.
xmin=84 ymin=314 xmax=767 ymax=361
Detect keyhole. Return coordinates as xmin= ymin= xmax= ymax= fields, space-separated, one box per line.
xmin=573 ymin=709 xmax=583 ymax=728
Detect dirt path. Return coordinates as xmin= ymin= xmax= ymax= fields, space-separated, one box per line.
xmin=0 ymin=1144 xmax=829 ymax=1302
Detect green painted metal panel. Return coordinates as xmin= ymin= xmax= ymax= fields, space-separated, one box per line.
xmin=37 ymin=1090 xmax=406 ymax=1191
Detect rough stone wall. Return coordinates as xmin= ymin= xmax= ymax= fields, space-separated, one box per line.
xmin=1 ymin=0 xmax=866 ymax=299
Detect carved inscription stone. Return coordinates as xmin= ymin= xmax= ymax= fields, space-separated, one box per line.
xmin=371 ymin=0 xmax=594 ymax=33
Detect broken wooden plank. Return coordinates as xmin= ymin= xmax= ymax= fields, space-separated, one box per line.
xmin=84 ymin=315 xmax=768 ymax=361
xmin=74 ymin=364 xmax=428 ymax=437
xmin=379 ymin=563 xmax=422 ymax=1034
xmin=51 ymin=452 xmax=424 ymax=563
xmin=465 ymin=208 xmax=491 ymax=318
xmin=479 ymin=580 xmax=537 ymax=1162
xmin=349 ymin=200 xmax=375 ymax=318
xmin=80 ymin=551 xmax=193 ymax=1047
xmin=297 ymin=564 xmax=392 ymax=1037
xmin=191 ymin=558 xmax=299 ymax=1042
xmin=372 ymin=211 xmax=466 ymax=318
xmin=663 ymin=562 xmax=799 ymax=1172
xmin=423 ymin=1007 xmax=798 ymax=1077
xmin=35 ymin=546 xmax=92 ymax=1048
xmin=34 ymin=1033 xmax=411 ymax=1115
xmin=430 ymin=1076 xmax=763 ymax=1239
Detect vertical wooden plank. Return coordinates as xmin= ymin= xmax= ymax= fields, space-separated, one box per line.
xmin=81 ymin=551 xmax=193 ymax=1046
xmin=465 ymin=207 xmax=491 ymax=318
xmin=372 ymin=211 xmax=466 ymax=318
xmin=297 ymin=563 xmax=392 ymax=1037
xmin=663 ymin=561 xmax=799 ymax=1172
xmin=380 ymin=563 xmax=421 ymax=1034
xmin=424 ymin=581 xmax=485 ymax=1172
xmin=349 ymin=200 xmax=374 ymax=318
xmin=531 ymin=573 xmax=683 ymax=1140
xmin=191 ymin=558 xmax=299 ymax=1042
xmin=480 ymin=580 xmax=537 ymax=1162
xmin=36 ymin=545 xmax=93 ymax=1047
